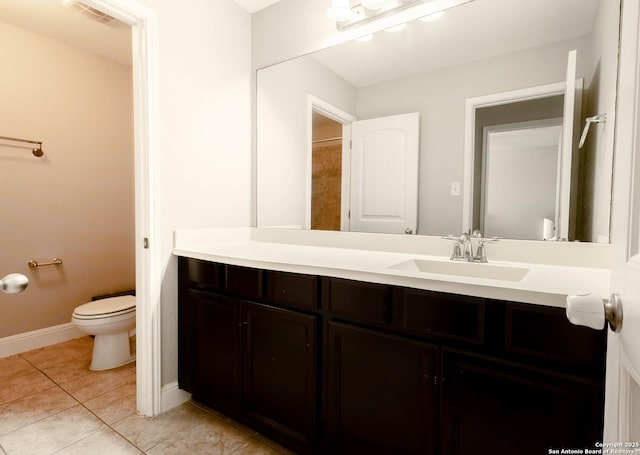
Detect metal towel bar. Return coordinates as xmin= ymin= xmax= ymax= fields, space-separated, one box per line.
xmin=28 ymin=258 xmax=63 ymax=268
xmin=0 ymin=135 xmax=44 ymax=157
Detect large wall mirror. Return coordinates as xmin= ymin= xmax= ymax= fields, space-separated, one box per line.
xmin=256 ymin=0 xmax=620 ymax=242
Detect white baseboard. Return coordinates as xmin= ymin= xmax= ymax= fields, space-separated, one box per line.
xmin=161 ymin=381 xmax=191 ymax=413
xmin=0 ymin=322 xmax=85 ymax=358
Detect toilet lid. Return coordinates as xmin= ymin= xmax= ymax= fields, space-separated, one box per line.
xmin=74 ymin=295 xmax=136 ymax=318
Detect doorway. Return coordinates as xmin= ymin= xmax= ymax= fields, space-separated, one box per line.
xmin=311 ymin=112 xmax=343 ymax=231
xmin=0 ymin=0 xmax=159 ymax=417
xmin=306 ymin=95 xmax=356 ymax=231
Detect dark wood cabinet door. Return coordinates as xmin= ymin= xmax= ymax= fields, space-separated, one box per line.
xmin=178 ymin=276 xmax=196 ymax=393
xmin=326 ymin=322 xmax=438 ymax=455
xmin=243 ymin=303 xmax=318 ymax=453
xmin=440 ymin=350 xmax=604 ymax=455
xmin=192 ymin=292 xmax=242 ymax=417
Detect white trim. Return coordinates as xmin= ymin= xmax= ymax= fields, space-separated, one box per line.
xmin=161 ymin=381 xmax=191 ymax=413
xmin=462 ymin=81 xmax=566 ymax=233
xmin=606 ymin=0 xmax=640 ymax=441
xmin=341 ymin=124 xmax=352 ymax=232
xmin=0 ymin=323 xmax=85 ymax=359
xmin=306 ymin=95 xmax=357 ymax=231
xmin=81 ymin=0 xmax=161 ymax=418
xmin=479 ymin=118 xmax=563 ymax=238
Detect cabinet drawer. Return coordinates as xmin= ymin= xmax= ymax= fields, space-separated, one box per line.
xmin=398 ymin=289 xmax=485 ymax=344
xmin=180 ymin=258 xmax=223 ymax=291
xmin=225 ymin=265 xmax=262 ymax=300
xmin=505 ymin=303 xmax=606 ymax=375
xmin=325 ymin=278 xmax=392 ymax=326
xmin=263 ymin=270 xmax=319 ymax=310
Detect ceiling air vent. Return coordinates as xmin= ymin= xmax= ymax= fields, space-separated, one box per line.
xmin=72 ymin=2 xmax=117 ymax=24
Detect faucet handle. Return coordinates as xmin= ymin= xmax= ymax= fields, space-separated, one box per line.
xmin=450 ymin=241 xmax=463 ymax=260
xmin=474 ymin=241 xmax=488 ymax=263
xmin=471 ymin=229 xmax=482 ymax=238
xmin=473 ymin=237 xmax=499 ymax=262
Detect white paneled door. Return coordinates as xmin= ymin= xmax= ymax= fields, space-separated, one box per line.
xmin=349 ymin=112 xmax=420 ymax=234
xmin=606 ymin=0 xmax=640 ymax=443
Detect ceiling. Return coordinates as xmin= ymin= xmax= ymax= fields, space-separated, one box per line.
xmin=0 ymin=0 xmax=131 ymax=66
xmin=0 ymin=0 xmax=284 ymax=66
xmin=0 ymin=0 xmax=602 ymax=81
xmin=233 ymin=0 xmax=283 ymax=13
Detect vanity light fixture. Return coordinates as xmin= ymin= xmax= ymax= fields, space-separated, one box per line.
xmin=385 ymin=23 xmax=407 ymax=32
xmin=355 ymin=33 xmax=374 ymax=41
xmin=361 ymin=0 xmax=387 ymax=9
xmin=327 ymin=0 xmax=355 ymax=22
xmin=328 ymin=0 xmax=473 ymax=32
xmin=419 ymin=10 xmax=444 ymax=22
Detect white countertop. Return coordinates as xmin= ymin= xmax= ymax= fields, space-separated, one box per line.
xmin=173 ymin=228 xmax=611 ymax=308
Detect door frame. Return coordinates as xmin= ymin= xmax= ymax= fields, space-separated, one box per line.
xmin=479 ymin=118 xmax=563 ymax=239
xmin=83 ymin=0 xmax=161 ymax=417
xmin=306 ymin=95 xmax=357 ymax=231
xmin=606 ymin=0 xmax=640 ymax=441
xmin=463 ymin=81 xmax=572 ymax=233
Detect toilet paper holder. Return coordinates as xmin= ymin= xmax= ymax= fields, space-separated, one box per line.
xmin=566 ymin=293 xmax=623 ymax=332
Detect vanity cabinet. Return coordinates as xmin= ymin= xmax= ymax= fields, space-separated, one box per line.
xmin=242 ymin=302 xmax=318 ymax=451
xmin=440 ymin=350 xmax=603 ymax=455
xmin=326 ymin=322 xmax=438 ymax=455
xmin=178 ymin=257 xmax=606 ymax=455
xmin=192 ymin=291 xmax=242 ymax=416
xmin=178 ymin=259 xmax=319 ymax=454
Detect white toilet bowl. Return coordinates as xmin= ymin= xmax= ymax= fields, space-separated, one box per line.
xmin=71 ymin=295 xmax=136 ymax=371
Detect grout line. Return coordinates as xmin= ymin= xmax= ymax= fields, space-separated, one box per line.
xmin=7 ymin=339 xmax=285 ymax=455
xmin=12 ymin=342 xmax=148 ymax=454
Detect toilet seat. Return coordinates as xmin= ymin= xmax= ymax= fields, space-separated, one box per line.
xmin=72 ymin=295 xmax=136 ymax=320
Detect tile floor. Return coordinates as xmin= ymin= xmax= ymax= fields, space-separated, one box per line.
xmin=0 ymin=337 xmax=295 ymax=455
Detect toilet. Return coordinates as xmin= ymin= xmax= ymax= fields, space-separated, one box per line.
xmin=71 ymin=295 xmax=136 ymax=371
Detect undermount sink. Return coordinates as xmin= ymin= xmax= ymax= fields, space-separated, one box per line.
xmin=389 ymin=259 xmax=530 ymax=282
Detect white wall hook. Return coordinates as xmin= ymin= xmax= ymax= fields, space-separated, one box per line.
xmin=578 ymin=114 xmax=607 ymax=149
xmin=566 ymin=293 xmax=623 ymax=332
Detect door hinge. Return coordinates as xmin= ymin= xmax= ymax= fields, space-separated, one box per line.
xmin=348 ymin=210 xmax=351 ymax=219
xmin=350 ymin=139 xmax=352 ymax=149
xmin=143 ymin=238 xmax=149 ymax=249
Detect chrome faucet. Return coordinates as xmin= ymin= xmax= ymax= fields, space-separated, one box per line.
xmin=443 ymin=230 xmax=498 ymax=263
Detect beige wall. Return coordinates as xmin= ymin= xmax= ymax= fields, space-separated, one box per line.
xmin=0 ymin=20 xmax=134 ymax=337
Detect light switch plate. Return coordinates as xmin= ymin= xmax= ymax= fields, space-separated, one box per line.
xmin=450 ymin=182 xmax=461 ymax=196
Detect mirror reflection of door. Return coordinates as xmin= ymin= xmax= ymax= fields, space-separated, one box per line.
xmin=481 ymin=119 xmax=563 ymax=240
xmin=471 ymin=93 xmax=571 ymax=237
xmin=350 ymin=112 xmax=420 ymax=235
xmin=311 ymin=111 xmax=343 ymax=231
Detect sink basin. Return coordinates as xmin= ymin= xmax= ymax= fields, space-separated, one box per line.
xmin=389 ymin=259 xmax=530 ymax=282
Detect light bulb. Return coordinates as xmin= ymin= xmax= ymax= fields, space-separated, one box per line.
xmin=361 ymin=0 xmax=387 ymax=9
xmin=327 ymin=0 xmax=355 ymax=22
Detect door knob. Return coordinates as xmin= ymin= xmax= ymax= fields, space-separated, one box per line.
xmin=566 ymin=293 xmax=623 ymax=332
xmin=405 ymin=228 xmax=413 ymax=234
